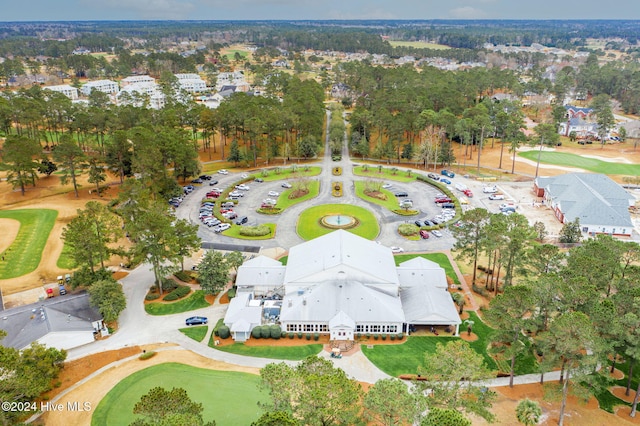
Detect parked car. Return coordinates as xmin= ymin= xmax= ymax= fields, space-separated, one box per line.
xmin=434 ymin=197 xmax=453 ymax=204
xmin=427 ymin=173 xmax=440 ymax=181
xmin=440 ymin=178 xmax=451 ymax=185
xmin=185 ymin=316 xmax=208 ymax=326
xmin=499 ymin=203 xmax=516 ymax=210
xmin=441 ymin=169 xmax=455 ymax=178
xmin=217 ymin=169 xmax=229 ymax=175
xmin=222 ymin=212 xmax=237 ymax=220
xmin=382 ymin=183 xmax=392 ymax=189
xmin=268 ymin=191 xmax=280 ymax=197
xmin=261 ymin=203 xmax=276 ymax=209
xmin=263 ymin=198 xmax=277 ymax=205
xmin=235 ymin=216 xmax=248 ymax=225
xmin=214 ymin=223 xmax=231 ymax=233
xmin=441 ymin=202 xmax=456 ymax=209
xmin=229 ymin=191 xmax=244 ymax=197
xmin=254 ymin=178 xmax=264 ymax=183
xmin=390 ymin=246 xmax=404 ymax=253
xmin=431 ymin=230 xmax=443 ymax=238
xmin=241 ymin=173 xmax=249 ymax=179
xmin=199 ymin=175 xmax=211 ymax=181
xmin=394 ymin=191 xmax=409 ymax=197
xmin=281 ymin=182 xmax=292 ymax=188
xmin=235 ymin=184 xmax=250 ymax=190
xmin=191 ymin=178 xmax=203 ymax=184
xmin=419 ymin=230 xmax=430 ymax=239
xmin=501 ymin=207 xmax=516 ymax=213
xmin=483 ymin=186 xmax=498 ymax=193
xmin=462 ymin=189 xmax=473 ymax=198
xmin=208 ymin=180 xmax=219 ymax=186
xmin=414 ymin=220 xmax=423 ymax=227
xmin=489 ymin=193 xmax=505 ymax=200
xmin=206 ymin=191 xmax=220 ymax=198
xmin=454 ymin=182 xmax=468 ymax=192
xmin=423 ymin=219 xmax=434 ymax=226
xmin=221 ymin=202 xmax=235 ymax=208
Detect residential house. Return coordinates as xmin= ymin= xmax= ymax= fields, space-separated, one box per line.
xmin=81 ymin=79 xmax=119 ymax=96
xmin=43 ymin=84 xmax=78 ymax=100
xmin=564 ymin=105 xmax=593 ymax=120
xmin=175 ymin=73 xmax=207 ymax=93
xmin=0 ymin=292 xmax=105 ymax=350
xmin=558 ymin=117 xmax=598 ymax=137
xmin=120 ymin=75 xmax=156 ymax=86
xmin=534 ymin=173 xmax=635 ymax=237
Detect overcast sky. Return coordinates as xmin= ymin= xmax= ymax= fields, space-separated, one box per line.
xmin=3 ymin=0 xmax=639 ymax=21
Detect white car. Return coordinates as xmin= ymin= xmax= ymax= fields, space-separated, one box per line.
xmin=268 ymin=191 xmax=280 ymax=197
xmin=431 ymin=230 xmax=443 ymax=238
xmin=499 ymin=203 xmax=516 ymax=210
xmin=235 ymin=184 xmax=250 ymax=190
xmin=382 ymin=183 xmax=392 ymax=189
xmin=229 ymin=191 xmax=244 ymax=197
xmin=489 ymin=193 xmax=505 ymax=200
xmin=217 ymin=169 xmax=229 ymax=175
xmin=281 ymin=182 xmax=292 ymax=188
xmin=390 ymin=247 xmax=404 ymax=253
xmin=483 ymin=186 xmax=498 ymax=193
xmin=214 ymin=223 xmax=231 ymax=233
xmin=241 ymin=173 xmax=249 ymax=179
xmin=263 ymin=198 xmax=277 ymax=205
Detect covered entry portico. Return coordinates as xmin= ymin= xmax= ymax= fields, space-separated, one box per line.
xmin=329 ymin=311 xmax=355 ymax=341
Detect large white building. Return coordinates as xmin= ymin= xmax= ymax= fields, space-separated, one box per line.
xmin=116 ymin=82 xmax=165 ymax=109
xmin=43 ymin=84 xmax=78 ymax=100
xmin=175 ymin=73 xmax=207 ymax=93
xmin=81 ymin=79 xmax=119 ymax=96
xmin=224 ymin=230 xmax=461 ymax=342
xmin=121 ymin=75 xmax=155 ymax=86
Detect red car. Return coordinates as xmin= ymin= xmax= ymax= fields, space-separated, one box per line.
xmin=420 ymin=230 xmax=430 ymax=239
xmin=462 ymin=189 xmax=473 ymax=198
xmin=220 ymin=208 xmax=234 ymax=214
xmin=434 ymin=197 xmax=453 ymax=204
xmin=206 ymin=191 xmax=220 ymax=198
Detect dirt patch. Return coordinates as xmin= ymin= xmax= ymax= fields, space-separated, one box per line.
xmin=111 ymin=271 xmax=128 ymax=280
xmin=0 ymin=218 xmax=20 ymax=255
xmin=611 ymin=386 xmax=638 ymax=403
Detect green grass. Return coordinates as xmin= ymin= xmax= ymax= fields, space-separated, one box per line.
xmin=296 ymin=204 xmax=379 ymax=240
xmin=145 ymin=290 xmax=211 ymax=315
xmin=354 ymin=180 xmax=417 ymax=214
xmin=253 ymin=166 xmax=321 ymax=182
xmin=179 ymin=326 xmax=208 ymax=342
xmin=589 ymin=373 xmax=630 ymax=413
xmin=363 ymin=312 xmax=497 ymax=377
xmin=518 ymin=151 xmax=640 ymax=175
xmin=276 ymin=180 xmax=320 ymax=210
xmin=0 ymin=209 xmax=58 ymax=279
xmin=222 ymin=223 xmax=276 ymax=240
xmin=353 ymin=165 xmax=417 ymax=182
xmin=56 ymin=241 xmax=76 ymax=269
xmin=388 ymin=40 xmax=451 ymax=50
xmin=91 ymin=363 xmax=266 ymax=426
xmin=393 ymin=253 xmax=460 ymax=285
xmin=278 ymin=256 xmax=288 ymax=265
xmin=212 ymin=342 xmax=322 ymax=360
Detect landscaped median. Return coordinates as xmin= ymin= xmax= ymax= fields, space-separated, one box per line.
xmin=296 ymin=204 xmax=379 ymax=240
xmin=354 ymin=181 xmax=418 ymax=216
xmin=222 ymin=223 xmax=276 ymax=239
xmin=145 ymin=289 xmax=211 ymax=315
xmin=353 ymin=164 xmax=417 ymax=182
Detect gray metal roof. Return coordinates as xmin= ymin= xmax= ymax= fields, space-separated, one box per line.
xmin=235 ymin=256 xmax=286 ymax=289
xmin=537 ymin=173 xmax=634 ymax=228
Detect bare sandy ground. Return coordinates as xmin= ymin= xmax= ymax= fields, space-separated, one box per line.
xmin=0 ymin=218 xmax=19 ymax=254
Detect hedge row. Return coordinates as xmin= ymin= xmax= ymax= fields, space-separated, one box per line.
xmin=239 ymin=225 xmax=271 ymax=237
xmin=251 ymin=325 xmax=283 ymax=339
xmin=163 ymin=285 xmax=190 ymax=301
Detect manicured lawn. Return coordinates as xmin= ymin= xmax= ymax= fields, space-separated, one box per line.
xmin=388 ymin=40 xmax=451 ymax=50
xmin=212 ymin=342 xmax=322 ymax=360
xmin=353 ymin=165 xmax=417 ymax=182
xmin=518 ymin=150 xmax=640 ymax=175
xmin=56 ymin=241 xmax=76 ymax=269
xmin=278 ymin=256 xmax=288 ymax=265
xmin=276 ymin=180 xmax=320 ymax=210
xmin=222 ymin=223 xmax=276 ymax=240
xmin=179 ymin=326 xmax=208 ymax=342
xmin=91 ymin=363 xmax=266 ymax=426
xmin=393 ymin=253 xmax=460 ymax=285
xmin=363 ymin=312 xmax=498 ymax=377
xmin=354 ymin=181 xmax=405 ymax=212
xmin=253 ymin=166 xmax=321 ymax=182
xmin=0 ymin=209 xmax=58 ymax=279
xmin=145 ymin=290 xmax=211 ymax=315
xmin=296 ymin=204 xmax=379 ymax=240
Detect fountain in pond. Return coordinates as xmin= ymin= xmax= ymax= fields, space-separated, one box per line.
xmin=320 ymin=214 xmax=358 ymax=229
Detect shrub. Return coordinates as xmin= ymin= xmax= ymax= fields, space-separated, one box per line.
xmin=313 ymin=333 xmax=320 ymax=341
xmin=381 ymin=334 xmax=387 ymax=340
xmin=174 ymin=270 xmax=191 ymax=282
xmin=390 ymin=334 xmax=396 ymax=341
xmin=373 ymin=334 xmax=379 ymax=340
xmin=281 ymin=331 xmax=287 ymax=338
xmin=260 ymin=326 xmax=271 ymax=339
xmin=218 ymin=325 xmax=230 ymax=339
xmin=252 ymin=326 xmax=262 ymax=339
xmin=145 ymin=293 xmax=160 ymax=301
xmin=306 ymin=333 xmax=311 ymax=340
xmin=239 ymin=225 xmax=271 ymax=237
xmin=270 ymin=325 xmax=282 ymax=339
xmin=139 ymin=351 xmax=157 ymax=360
xmin=163 ymin=285 xmax=190 ymax=301
xmin=396 ymin=333 xmax=404 ymax=340
xmin=162 ymin=278 xmax=180 ymax=292
xmin=288 ymin=332 xmax=295 ymax=339
xmin=297 ymin=332 xmax=303 ymax=339
xmin=365 ymin=333 xmax=370 ymax=339
xmin=398 ymin=223 xmax=419 ymax=236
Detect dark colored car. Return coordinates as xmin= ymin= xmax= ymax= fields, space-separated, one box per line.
xmin=185 ymin=316 xmax=208 ymax=326
xmin=441 ymin=170 xmax=455 ymax=178
xmin=414 ymin=220 xmax=423 ymax=227
xmin=394 ymin=192 xmax=408 ymax=197
xmin=423 ymin=219 xmax=434 ymax=226
xmin=208 ymin=179 xmax=219 ymax=186
xmin=254 ymin=178 xmax=264 ymax=183
xmin=420 ymin=230 xmax=430 ymax=239
xmin=199 ymin=175 xmax=211 ymax=181
xmin=441 ymin=202 xmax=456 ymax=209
xmin=235 ymin=216 xmax=248 ymax=225
xmin=191 ymin=178 xmax=203 ymax=184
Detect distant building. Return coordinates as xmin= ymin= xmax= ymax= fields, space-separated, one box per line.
xmin=121 ymin=75 xmax=155 ymax=86
xmin=534 ymin=173 xmax=635 ymax=237
xmin=175 ymin=73 xmax=207 ymax=93
xmin=117 ymin=82 xmax=165 ymax=109
xmin=43 ymin=84 xmax=78 ymax=100
xmin=81 ymin=79 xmax=119 ymax=96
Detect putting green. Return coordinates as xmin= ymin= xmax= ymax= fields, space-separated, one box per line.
xmin=297 ymin=204 xmax=379 ymax=240
xmin=92 ymin=363 xmax=267 ymax=426
xmin=0 ymin=209 xmax=58 ymax=279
